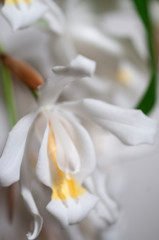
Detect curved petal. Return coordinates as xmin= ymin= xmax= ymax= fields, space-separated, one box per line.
xmin=36 ymin=121 xmax=52 ymax=187
xmin=2 ymin=0 xmax=47 ymax=31
xmin=51 ymin=111 xmax=81 ymax=174
xmin=86 ymin=171 xmax=119 ymax=224
xmin=38 ymin=55 xmax=96 ymax=105
xmin=0 ymin=112 xmax=37 ymax=186
xmin=46 ymin=192 xmax=98 ymax=226
xmin=62 ymin=99 xmax=157 ymax=145
xmin=21 ymin=186 xmax=43 ymax=240
xmin=71 ymin=24 xmax=123 ymax=56
xmin=101 ymin=9 xmax=147 ymax=59
xmin=60 ymin=110 xmax=96 ymax=182
xmin=20 ymin=119 xmax=43 ymax=240
xmin=43 ymin=0 xmax=65 ymax=35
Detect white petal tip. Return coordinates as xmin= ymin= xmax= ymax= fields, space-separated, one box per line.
xmin=70 ymin=55 xmax=96 ymax=77
xmin=47 ymin=192 xmax=98 ymax=226
xmin=26 ymin=214 xmax=43 ymax=240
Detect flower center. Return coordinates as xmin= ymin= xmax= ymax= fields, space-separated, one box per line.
xmin=47 ymin=123 xmax=86 ymax=201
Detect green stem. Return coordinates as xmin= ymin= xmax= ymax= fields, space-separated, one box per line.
xmin=30 ymin=88 xmax=39 ymax=100
xmin=0 ymin=45 xmax=17 ymax=127
xmin=132 ymin=0 xmax=157 ymax=114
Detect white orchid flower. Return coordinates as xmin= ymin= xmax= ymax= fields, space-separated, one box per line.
xmin=0 ymin=55 xmax=157 ymax=239
xmin=47 ymin=0 xmax=146 ymax=59
xmin=1 ymin=0 xmax=65 ymax=32
xmin=44 ymin=0 xmax=149 ymax=109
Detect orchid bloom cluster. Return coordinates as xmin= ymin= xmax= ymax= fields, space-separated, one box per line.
xmin=0 ymin=1 xmax=158 ymax=240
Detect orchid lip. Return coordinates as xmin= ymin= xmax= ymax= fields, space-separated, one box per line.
xmin=48 ymin=123 xmax=86 ymax=202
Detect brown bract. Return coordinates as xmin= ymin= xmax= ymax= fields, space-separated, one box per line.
xmin=0 ymin=53 xmax=44 ymax=89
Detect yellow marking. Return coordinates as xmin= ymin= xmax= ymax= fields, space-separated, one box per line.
xmin=47 ymin=123 xmax=86 ymax=200
xmin=5 ymin=0 xmax=31 ymax=4
xmin=117 ymin=69 xmax=132 ymax=85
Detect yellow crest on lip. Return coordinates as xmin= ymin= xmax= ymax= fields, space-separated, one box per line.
xmin=47 ymin=123 xmax=86 ymax=201
xmin=5 ymin=0 xmax=31 ymax=4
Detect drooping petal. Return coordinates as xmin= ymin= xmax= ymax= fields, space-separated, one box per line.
xmin=59 ymin=110 xmax=96 ymax=181
xmin=62 ymin=99 xmax=157 ymax=145
xmin=21 ymin=186 xmax=43 ymax=240
xmin=2 ymin=0 xmax=48 ymax=31
xmin=20 ymin=122 xmax=43 ymax=240
xmin=43 ymin=0 xmax=65 ymax=35
xmin=36 ymin=121 xmax=52 ymax=187
xmin=0 ymin=112 xmax=36 ymax=186
xmin=38 ymin=55 xmax=96 ymax=105
xmin=46 ymin=192 xmax=98 ymax=226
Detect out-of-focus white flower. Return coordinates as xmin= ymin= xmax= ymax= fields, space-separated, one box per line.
xmin=1 ymin=0 xmax=65 ymax=33
xmin=0 ymin=13 xmax=52 ymax=81
xmin=0 ymin=55 xmax=157 ymax=239
xmin=65 ymin=0 xmax=147 ymax=59
xmin=45 ymin=0 xmax=149 ymax=108
xmin=101 ymin=4 xmax=147 ymax=60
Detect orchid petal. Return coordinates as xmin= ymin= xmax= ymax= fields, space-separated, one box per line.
xmin=71 ymin=24 xmax=123 ymax=56
xmin=59 ymin=110 xmax=96 ymax=181
xmin=85 ymin=172 xmax=118 ymax=224
xmin=21 ymin=186 xmax=43 ymax=240
xmin=20 ymin=124 xmax=43 ymax=240
xmin=50 ymin=111 xmax=81 ymax=174
xmin=43 ymin=0 xmax=65 ymax=34
xmin=62 ymin=99 xmax=157 ymax=145
xmin=2 ymin=0 xmax=47 ymax=31
xmin=39 ymin=55 xmax=96 ymax=105
xmin=101 ymin=9 xmax=147 ymax=59
xmin=96 ymin=173 xmax=119 ymax=223
xmin=46 ymin=192 xmax=98 ymax=226
xmin=36 ymin=122 xmax=52 ymax=187
xmin=0 ymin=112 xmax=36 ymax=186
